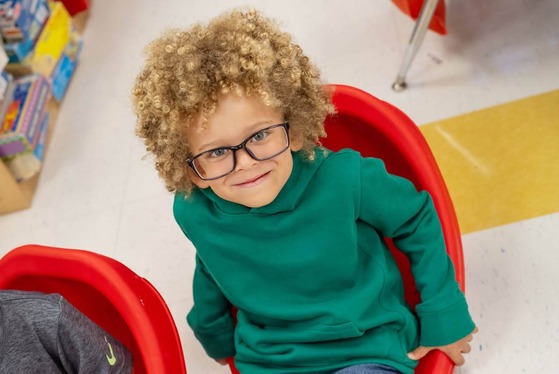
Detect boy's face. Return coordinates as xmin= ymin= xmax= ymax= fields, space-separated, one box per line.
xmin=186 ymin=93 xmax=302 ymax=208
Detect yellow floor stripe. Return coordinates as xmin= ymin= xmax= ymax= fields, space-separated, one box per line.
xmin=421 ymin=90 xmax=559 ymax=234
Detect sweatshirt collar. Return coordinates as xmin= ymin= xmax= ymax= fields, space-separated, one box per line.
xmin=199 ymin=148 xmax=327 ymax=215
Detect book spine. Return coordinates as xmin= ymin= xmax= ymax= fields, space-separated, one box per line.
xmin=28 ymin=79 xmax=49 ymax=147
xmin=16 ymin=78 xmax=39 ymax=140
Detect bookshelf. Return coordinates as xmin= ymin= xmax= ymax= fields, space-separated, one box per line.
xmin=0 ymin=2 xmax=88 ymax=215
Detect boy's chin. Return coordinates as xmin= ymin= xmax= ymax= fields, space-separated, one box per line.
xmin=232 ymin=190 xmax=281 ymax=208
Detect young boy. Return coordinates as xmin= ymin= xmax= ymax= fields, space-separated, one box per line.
xmin=131 ymin=9 xmax=476 ymax=374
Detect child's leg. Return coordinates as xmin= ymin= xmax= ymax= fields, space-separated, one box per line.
xmin=333 ymin=363 xmax=401 ymax=374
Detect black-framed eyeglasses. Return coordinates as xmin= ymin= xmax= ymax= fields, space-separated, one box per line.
xmin=187 ymin=122 xmax=290 ymax=180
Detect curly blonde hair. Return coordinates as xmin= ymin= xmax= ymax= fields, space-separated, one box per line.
xmin=131 ymin=8 xmax=334 ymax=195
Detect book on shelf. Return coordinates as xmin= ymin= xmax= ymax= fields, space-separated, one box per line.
xmin=1 ymin=0 xmax=50 ymax=63
xmin=4 ymin=110 xmax=48 ymax=180
xmin=0 ymin=74 xmax=51 ymax=161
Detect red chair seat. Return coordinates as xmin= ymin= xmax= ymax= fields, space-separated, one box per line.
xmin=0 ymin=245 xmax=187 ymax=374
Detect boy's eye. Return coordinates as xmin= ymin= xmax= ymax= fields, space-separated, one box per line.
xmin=250 ymin=130 xmax=269 ymax=142
xmin=208 ymin=148 xmax=230 ymax=158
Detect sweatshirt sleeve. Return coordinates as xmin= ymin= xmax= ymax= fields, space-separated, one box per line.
xmin=358 ymin=156 xmax=475 ymax=347
xmin=187 ymin=255 xmax=236 ymax=359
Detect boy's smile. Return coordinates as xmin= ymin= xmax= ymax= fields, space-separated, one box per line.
xmin=233 ymin=171 xmax=271 ymax=188
xmin=186 ymin=93 xmax=302 ymax=208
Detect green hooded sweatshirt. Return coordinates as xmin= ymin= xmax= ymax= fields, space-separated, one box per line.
xmin=174 ymin=148 xmax=474 ymax=374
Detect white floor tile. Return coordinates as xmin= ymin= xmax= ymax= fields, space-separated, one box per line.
xmin=461 ymin=213 xmax=559 ymax=373
xmin=0 ymin=206 xmax=121 ymax=255
xmin=123 ymin=138 xmax=170 ymax=203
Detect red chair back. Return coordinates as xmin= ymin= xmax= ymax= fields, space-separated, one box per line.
xmin=0 ymin=245 xmax=187 ymax=374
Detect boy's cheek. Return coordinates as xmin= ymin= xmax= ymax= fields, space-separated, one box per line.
xmin=192 ymin=178 xmax=210 ymax=189
xmin=188 ymin=169 xmax=210 ymax=189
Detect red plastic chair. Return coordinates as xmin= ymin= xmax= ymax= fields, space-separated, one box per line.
xmin=228 ymin=85 xmax=464 ymax=374
xmin=0 ymin=245 xmax=187 ymax=374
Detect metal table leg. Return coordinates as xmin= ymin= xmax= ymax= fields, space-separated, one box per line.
xmin=392 ymin=0 xmax=441 ymax=92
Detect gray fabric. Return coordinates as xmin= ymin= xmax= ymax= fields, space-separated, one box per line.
xmin=0 ymin=290 xmax=133 ymax=373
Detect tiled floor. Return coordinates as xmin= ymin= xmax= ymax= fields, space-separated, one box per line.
xmin=1 ymin=0 xmax=558 ymax=372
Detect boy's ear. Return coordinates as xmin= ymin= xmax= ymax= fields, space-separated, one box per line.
xmin=290 ymin=133 xmax=304 ymax=152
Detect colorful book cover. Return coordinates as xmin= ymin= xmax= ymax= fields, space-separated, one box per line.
xmin=5 ymin=111 xmax=49 ymax=180
xmin=0 ymin=74 xmax=50 ymax=160
xmin=32 ymin=1 xmax=71 ymax=77
xmin=0 ymin=0 xmax=49 ymax=42
xmin=1 ymin=0 xmax=50 ymax=63
xmin=33 ymin=111 xmax=49 ymax=160
xmin=51 ymin=28 xmax=82 ymax=101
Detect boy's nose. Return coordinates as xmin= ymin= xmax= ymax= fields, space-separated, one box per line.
xmin=234 ymin=148 xmax=258 ymax=171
